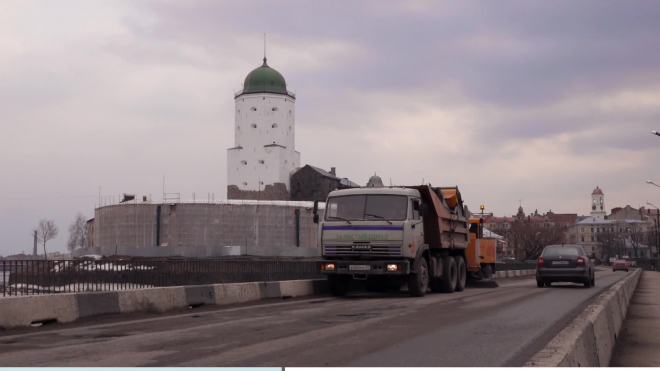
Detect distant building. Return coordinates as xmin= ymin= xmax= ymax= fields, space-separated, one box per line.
xmin=567 ymin=186 xmax=655 ymax=258
xmin=86 ymin=218 xmax=95 ymax=248
xmin=290 ymin=165 xmax=359 ymax=202
xmin=5 ymin=253 xmax=42 ymax=261
xmin=590 ymin=186 xmax=606 ymax=220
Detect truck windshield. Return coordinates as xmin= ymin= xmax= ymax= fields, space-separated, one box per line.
xmin=325 ymin=195 xmax=408 ymax=221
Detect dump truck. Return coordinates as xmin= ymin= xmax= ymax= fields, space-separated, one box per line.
xmin=313 ymin=184 xmax=496 ymax=297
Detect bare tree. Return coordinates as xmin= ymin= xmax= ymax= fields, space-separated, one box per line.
xmin=508 ymin=222 xmax=565 ymax=260
xmin=36 ymin=219 xmax=59 ymax=260
xmin=67 ymin=213 xmax=88 ymax=251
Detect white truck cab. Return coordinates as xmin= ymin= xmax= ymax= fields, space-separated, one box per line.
xmin=313 ymin=187 xmax=430 ymax=296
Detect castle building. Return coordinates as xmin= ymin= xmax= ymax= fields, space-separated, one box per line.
xmin=227 ymin=56 xmax=300 ymax=200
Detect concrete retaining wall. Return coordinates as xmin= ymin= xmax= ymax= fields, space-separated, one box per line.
xmin=526 ymin=269 xmax=643 ymax=367
xmin=91 ymin=202 xmax=321 ymax=256
xmin=0 ymin=279 xmax=328 ymax=329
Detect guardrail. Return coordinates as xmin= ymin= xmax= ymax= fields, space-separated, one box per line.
xmin=1 ymin=259 xmax=323 ymax=297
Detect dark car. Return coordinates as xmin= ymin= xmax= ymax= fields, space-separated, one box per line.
xmin=536 ymin=245 xmax=595 ymax=288
xmin=612 ymin=259 xmax=629 ymax=272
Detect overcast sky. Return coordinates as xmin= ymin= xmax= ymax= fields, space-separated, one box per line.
xmin=2 ymin=0 xmax=660 ymax=256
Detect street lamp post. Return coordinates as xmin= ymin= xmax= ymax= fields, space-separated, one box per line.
xmin=647 ymin=202 xmax=660 ymax=268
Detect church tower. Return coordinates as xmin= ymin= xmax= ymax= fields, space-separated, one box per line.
xmin=590 ymin=186 xmax=606 ymax=219
xmin=227 ymin=56 xmax=300 ymax=200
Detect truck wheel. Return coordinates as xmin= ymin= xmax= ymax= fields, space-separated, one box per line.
xmin=455 ymin=256 xmax=467 ymax=292
xmin=482 ymin=264 xmax=493 ymax=280
xmin=328 ymin=275 xmax=350 ymax=296
xmin=439 ymin=256 xmax=457 ymax=293
xmin=408 ymin=257 xmax=429 ymax=297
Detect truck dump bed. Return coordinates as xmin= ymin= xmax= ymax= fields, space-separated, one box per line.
xmin=407 ymin=185 xmax=470 ymax=250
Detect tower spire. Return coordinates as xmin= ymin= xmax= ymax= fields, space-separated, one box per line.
xmin=263 ymin=33 xmax=267 ymax=66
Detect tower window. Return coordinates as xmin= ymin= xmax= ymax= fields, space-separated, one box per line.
xmin=250 ymin=107 xmax=257 ymax=111
xmin=272 ymin=107 xmax=278 ymax=111
xmin=251 ymin=124 xmax=257 ymax=128
xmin=241 ymin=160 xmax=247 ymax=165
xmin=272 ymin=123 xmax=278 ymax=128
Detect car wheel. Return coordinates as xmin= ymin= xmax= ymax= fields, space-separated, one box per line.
xmin=537 ymin=280 xmax=544 ymax=288
xmin=545 ymin=281 xmax=552 ymax=287
xmin=584 ymin=277 xmax=592 ymax=288
xmin=591 ymin=274 xmax=595 ymax=287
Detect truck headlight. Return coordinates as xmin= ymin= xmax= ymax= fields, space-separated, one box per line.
xmin=325 ymin=263 xmax=335 ymax=271
xmin=387 ymin=264 xmax=398 ymax=272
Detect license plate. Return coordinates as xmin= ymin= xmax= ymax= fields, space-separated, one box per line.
xmin=349 ymin=265 xmax=371 ymax=271
xmin=553 ymin=261 xmax=569 ymax=265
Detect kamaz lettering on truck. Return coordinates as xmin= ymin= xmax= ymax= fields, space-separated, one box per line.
xmin=312 ymin=185 xmax=496 ymax=297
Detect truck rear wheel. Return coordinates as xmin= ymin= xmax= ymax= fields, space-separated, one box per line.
xmin=408 ymin=257 xmax=429 ymax=297
xmin=328 ymin=275 xmax=350 ymax=296
xmin=439 ymin=256 xmax=458 ymax=293
xmin=455 ymin=256 xmax=467 ymax=292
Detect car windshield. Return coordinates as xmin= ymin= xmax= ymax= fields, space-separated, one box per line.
xmin=325 ymin=195 xmax=408 ymax=221
xmin=543 ymin=246 xmax=581 ymax=256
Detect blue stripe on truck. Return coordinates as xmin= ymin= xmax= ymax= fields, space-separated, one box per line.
xmin=323 ymin=226 xmax=404 ymax=231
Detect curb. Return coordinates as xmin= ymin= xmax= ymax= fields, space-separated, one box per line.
xmin=525 ymin=269 xmax=642 ymax=367
xmin=0 ymin=279 xmax=328 ymax=329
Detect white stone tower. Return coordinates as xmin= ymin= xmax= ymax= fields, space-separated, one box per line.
xmin=227 ymin=56 xmax=300 ymax=200
xmin=590 ymin=186 xmax=606 ymax=219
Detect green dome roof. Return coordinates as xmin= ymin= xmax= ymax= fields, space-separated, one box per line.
xmin=240 ymin=58 xmax=290 ymax=96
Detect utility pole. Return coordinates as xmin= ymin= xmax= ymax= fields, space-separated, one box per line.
xmin=33 ymin=230 xmax=37 ymax=256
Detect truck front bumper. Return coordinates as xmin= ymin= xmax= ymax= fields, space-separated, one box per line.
xmin=317 ymin=260 xmax=411 ymax=275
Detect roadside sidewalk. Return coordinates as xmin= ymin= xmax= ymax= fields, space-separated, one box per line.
xmin=610 ymin=271 xmax=660 ymax=367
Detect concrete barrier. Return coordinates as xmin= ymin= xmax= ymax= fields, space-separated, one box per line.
xmin=526 ymin=269 xmax=642 ymax=367
xmin=0 ymin=279 xmax=327 ymax=329
xmin=214 ymin=282 xmax=261 ymax=305
xmin=0 ymin=294 xmax=79 ymax=328
xmin=77 ymin=292 xmax=120 ymax=318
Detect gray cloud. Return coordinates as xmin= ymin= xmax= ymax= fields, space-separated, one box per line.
xmin=1 ymin=1 xmax=660 ymax=255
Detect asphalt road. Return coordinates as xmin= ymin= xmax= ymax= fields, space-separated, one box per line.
xmin=0 ymin=269 xmax=630 ymax=367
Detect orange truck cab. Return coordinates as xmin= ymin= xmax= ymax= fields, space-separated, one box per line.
xmin=466 ymin=217 xmax=497 ymax=280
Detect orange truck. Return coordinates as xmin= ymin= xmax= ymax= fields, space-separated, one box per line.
xmin=467 ymin=217 xmax=497 ymax=280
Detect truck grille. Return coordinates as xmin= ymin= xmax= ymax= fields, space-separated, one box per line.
xmin=323 ymin=245 xmax=402 ymax=257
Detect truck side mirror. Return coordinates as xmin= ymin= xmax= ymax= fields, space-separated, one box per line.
xmin=313 ymin=214 xmax=319 ymax=224
xmin=419 ymin=203 xmax=428 ymax=217
xmin=313 ymin=200 xmax=318 ymax=215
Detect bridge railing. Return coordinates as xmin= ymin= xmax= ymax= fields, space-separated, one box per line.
xmin=1 ymin=259 xmax=540 ymax=297
xmin=1 ymin=259 xmax=323 ymax=297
